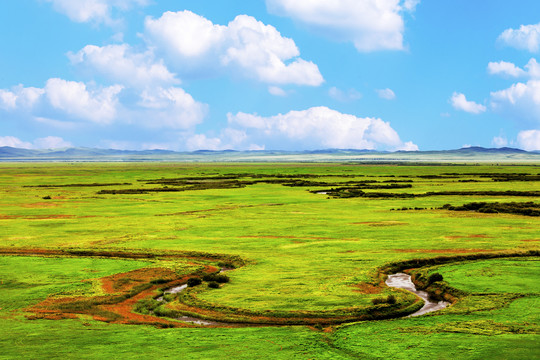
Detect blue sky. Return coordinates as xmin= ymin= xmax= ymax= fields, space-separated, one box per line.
xmin=1 ymin=0 xmax=540 ymax=151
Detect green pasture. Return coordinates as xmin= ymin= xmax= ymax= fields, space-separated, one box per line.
xmin=0 ymin=163 xmax=538 ymax=358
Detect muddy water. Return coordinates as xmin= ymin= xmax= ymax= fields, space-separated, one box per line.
xmin=385 ymin=273 xmax=449 ymax=317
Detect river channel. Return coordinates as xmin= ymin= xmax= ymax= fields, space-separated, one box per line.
xmin=385 ymin=273 xmax=450 ymax=317
xmin=155 ymin=271 xmax=449 ymax=326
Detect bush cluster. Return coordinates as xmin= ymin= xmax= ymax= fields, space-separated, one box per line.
xmin=202 ymin=274 xmax=229 ymax=283
xmin=440 ymin=201 xmax=540 ymax=217
xmin=187 ymin=277 xmax=202 ymax=287
xmin=372 ymin=294 xmax=397 ymax=305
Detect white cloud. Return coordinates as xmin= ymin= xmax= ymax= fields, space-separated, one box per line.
xmin=517 ymin=129 xmax=540 ymax=151
xmin=498 ymin=23 xmax=540 ymax=53
xmin=45 ymin=78 xmax=123 ymax=124
xmin=138 ymin=87 xmax=207 ymax=129
xmin=490 ymin=80 xmax=540 ymax=126
xmin=450 ymin=92 xmax=486 ymax=114
xmin=69 ymin=44 xmax=178 ymax=88
xmin=487 ymin=61 xmax=526 ymax=78
xmin=492 ymin=136 xmax=508 ymax=148
xmin=328 ymin=87 xmax=362 ymax=102
xmin=227 ymin=106 xmax=417 ymax=150
xmin=0 ymin=136 xmax=33 ymax=149
xmin=402 ymin=0 xmax=421 ymax=12
xmin=266 ymin=0 xmax=407 ymax=52
xmin=487 ymin=58 xmax=540 ymax=79
xmin=376 ymin=88 xmax=396 ymax=100
xmin=0 ymin=136 xmax=71 ymax=149
xmin=33 ymin=136 xmax=72 ymax=149
xmin=0 ymin=85 xmax=44 ymax=110
xmin=268 ymin=86 xmax=287 ymax=96
xmin=45 ymin=0 xmax=149 ymax=25
xmin=144 ymin=11 xmax=323 ymax=86
xmin=185 ymin=128 xmax=248 ymax=151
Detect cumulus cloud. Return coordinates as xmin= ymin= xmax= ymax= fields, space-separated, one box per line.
xmin=376 ymin=88 xmax=396 ymax=100
xmin=450 ymin=92 xmax=486 ymax=114
xmin=328 ymin=87 xmax=362 ymax=102
xmin=33 ymin=136 xmax=72 ymax=149
xmin=144 ymin=11 xmax=323 ymax=86
xmin=266 ymin=0 xmax=408 ymax=52
xmin=0 ymin=135 xmax=71 ymax=149
xmin=185 ymin=128 xmax=250 ymax=151
xmin=45 ymin=78 xmax=123 ymax=124
xmin=69 ymin=44 xmax=178 ymax=88
xmin=0 ymin=136 xmax=33 ymax=148
xmin=498 ymin=23 xmax=540 ymax=53
xmin=138 ymin=86 xmax=207 ymax=129
xmin=45 ymin=0 xmax=149 ymax=25
xmin=487 ymin=61 xmax=526 ymax=78
xmin=227 ymin=106 xmax=417 ymax=151
xmin=490 ymin=80 xmax=540 ymax=126
xmin=0 ymin=85 xmax=44 ymax=110
xmin=517 ymin=129 xmax=540 ymax=151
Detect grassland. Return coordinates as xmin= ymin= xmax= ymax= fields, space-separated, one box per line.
xmin=0 ymin=162 xmax=538 ymax=359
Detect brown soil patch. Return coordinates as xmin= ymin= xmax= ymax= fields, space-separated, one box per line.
xmin=394 ymin=248 xmax=494 ymax=254
xmin=521 ymin=239 xmax=539 ymax=242
xmin=352 ymin=221 xmax=408 ymax=226
xmin=351 ymin=283 xmax=382 ymax=294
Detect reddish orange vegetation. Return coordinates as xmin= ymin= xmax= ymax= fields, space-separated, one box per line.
xmin=521 ymin=239 xmax=539 ymax=242
xmin=0 ymin=247 xmax=222 ymax=328
xmin=351 ymin=283 xmax=382 ymax=294
xmin=26 ymin=265 xmax=224 ymax=328
xmin=444 ymin=234 xmax=493 ymax=239
xmin=394 ymin=248 xmax=495 ymax=254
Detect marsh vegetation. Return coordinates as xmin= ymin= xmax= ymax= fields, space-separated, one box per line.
xmin=0 ymin=163 xmax=538 ymax=359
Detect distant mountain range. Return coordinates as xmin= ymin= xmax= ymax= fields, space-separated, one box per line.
xmin=0 ymin=146 xmax=538 ymax=162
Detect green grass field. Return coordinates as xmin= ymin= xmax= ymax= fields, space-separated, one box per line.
xmin=0 ymin=162 xmax=538 ymax=359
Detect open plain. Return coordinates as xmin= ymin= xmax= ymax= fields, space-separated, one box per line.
xmin=0 ymin=162 xmax=538 ymax=359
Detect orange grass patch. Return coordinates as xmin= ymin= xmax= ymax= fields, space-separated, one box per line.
xmin=351 ymin=283 xmax=382 ymax=294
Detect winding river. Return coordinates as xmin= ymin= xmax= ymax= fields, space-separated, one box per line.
xmin=385 ymin=273 xmax=449 ymax=317
xmin=156 ymin=271 xmax=449 ymax=326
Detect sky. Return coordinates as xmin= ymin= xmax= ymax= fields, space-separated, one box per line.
xmin=1 ymin=0 xmax=540 ymax=152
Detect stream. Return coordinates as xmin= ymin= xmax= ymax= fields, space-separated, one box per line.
xmin=155 ymin=271 xmax=449 ymax=326
xmin=385 ymin=273 xmax=449 ymax=317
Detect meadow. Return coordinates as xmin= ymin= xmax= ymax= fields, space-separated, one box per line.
xmin=0 ymin=162 xmax=538 ymax=359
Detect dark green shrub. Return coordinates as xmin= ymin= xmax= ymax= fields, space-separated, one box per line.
xmin=42 ymin=195 xmax=51 ymax=200
xmin=372 ymin=297 xmax=385 ymax=305
xmin=208 ymin=281 xmax=220 ymax=289
xmin=187 ymin=277 xmax=202 ymax=287
xmin=203 ymin=274 xmax=230 ymax=283
xmin=428 ymin=273 xmax=443 ymax=284
xmin=386 ymin=294 xmax=396 ymax=304
xmin=150 ymin=278 xmax=169 ymax=285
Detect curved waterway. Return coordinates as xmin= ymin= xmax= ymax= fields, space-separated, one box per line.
xmin=385 ymin=273 xmax=449 ymax=317
xmin=155 ymin=271 xmax=449 ymax=326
